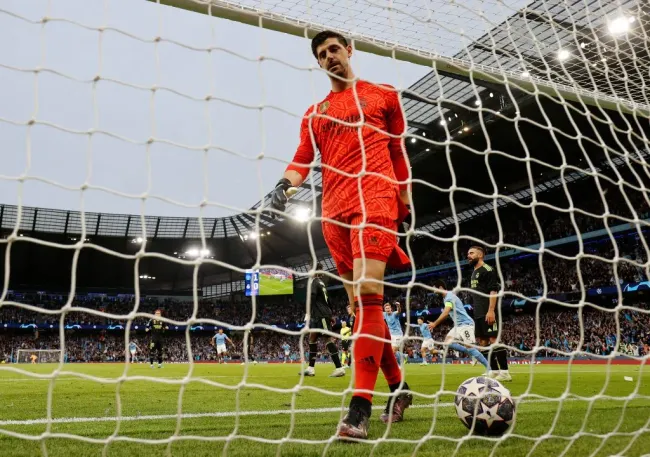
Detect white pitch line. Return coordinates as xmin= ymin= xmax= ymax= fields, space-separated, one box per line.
xmin=0 ymin=404 xmax=418 ymax=426
xmin=0 ymin=401 xmax=501 ymax=426
xmin=0 ymin=398 xmax=603 ymax=427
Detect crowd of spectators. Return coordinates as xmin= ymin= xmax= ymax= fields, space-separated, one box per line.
xmin=1 ymin=179 xmax=649 ymax=363
xmin=1 ymin=303 xmax=648 ymax=363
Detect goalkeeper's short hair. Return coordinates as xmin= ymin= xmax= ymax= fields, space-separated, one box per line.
xmin=311 ymin=30 xmax=348 ymax=58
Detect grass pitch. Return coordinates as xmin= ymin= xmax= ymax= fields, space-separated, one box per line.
xmin=259 ymin=274 xmax=294 ymax=295
xmin=0 ymin=362 xmax=648 ymax=457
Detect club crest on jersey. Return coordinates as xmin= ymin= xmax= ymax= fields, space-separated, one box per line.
xmin=319 ymin=101 xmax=330 ymax=113
xmin=358 ymin=98 xmax=367 ymax=109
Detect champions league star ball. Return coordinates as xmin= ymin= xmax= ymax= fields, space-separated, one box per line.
xmin=455 ymin=376 xmax=515 ymax=436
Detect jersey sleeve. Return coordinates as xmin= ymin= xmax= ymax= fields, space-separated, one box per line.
xmin=486 ymin=269 xmax=500 ymax=292
xmin=383 ymin=86 xmax=410 ymax=192
xmin=286 ymin=106 xmax=317 ymax=180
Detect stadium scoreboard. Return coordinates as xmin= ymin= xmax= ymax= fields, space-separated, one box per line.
xmin=245 ymin=268 xmax=294 ymax=296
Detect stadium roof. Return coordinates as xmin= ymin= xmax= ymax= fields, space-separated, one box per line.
xmin=247 ymin=0 xmax=650 ymax=253
xmin=4 ymin=0 xmax=650 ymax=293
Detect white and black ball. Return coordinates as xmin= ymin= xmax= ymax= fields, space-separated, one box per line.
xmin=455 ymin=376 xmax=515 ymax=436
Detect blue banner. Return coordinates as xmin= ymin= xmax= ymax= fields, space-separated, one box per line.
xmin=588 ymin=280 xmax=650 ymax=296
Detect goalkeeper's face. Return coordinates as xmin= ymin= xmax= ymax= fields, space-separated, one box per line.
xmin=315 ymin=38 xmax=352 ymax=78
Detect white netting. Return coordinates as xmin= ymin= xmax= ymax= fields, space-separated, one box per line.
xmin=0 ymin=0 xmax=649 ymax=456
xmin=16 ymin=349 xmax=61 ymax=364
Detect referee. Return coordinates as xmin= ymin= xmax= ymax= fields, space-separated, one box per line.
xmin=467 ymin=246 xmax=511 ymax=382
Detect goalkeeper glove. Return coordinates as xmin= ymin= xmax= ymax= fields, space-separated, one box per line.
xmin=269 ymin=178 xmax=293 ymax=217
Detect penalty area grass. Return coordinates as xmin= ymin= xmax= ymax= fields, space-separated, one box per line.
xmin=0 ymin=363 xmax=648 ymax=456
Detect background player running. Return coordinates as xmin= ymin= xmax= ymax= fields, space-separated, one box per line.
xmin=211 ymin=329 xmax=234 ymax=364
xmin=384 ymin=302 xmax=405 ymax=366
xmin=270 ymin=30 xmax=413 ymax=439
xmin=282 ymin=342 xmax=291 ymax=363
xmin=301 ymin=264 xmax=345 ymax=378
xmin=408 ymin=318 xmax=437 ymax=365
xmin=467 ymin=246 xmax=511 ymax=381
xmin=128 ymin=340 xmax=141 ymax=363
xmin=428 ymin=279 xmax=490 ymax=372
xmin=146 ymin=310 xmax=168 ymax=368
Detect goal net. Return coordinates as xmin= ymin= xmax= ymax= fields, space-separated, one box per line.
xmin=16 ymin=349 xmax=61 ymax=364
xmin=0 ymin=0 xmax=649 ymax=455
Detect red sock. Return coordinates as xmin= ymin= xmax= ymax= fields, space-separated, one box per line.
xmin=352 ymin=294 xmax=384 ymax=402
xmin=380 ymin=323 xmax=402 ymax=385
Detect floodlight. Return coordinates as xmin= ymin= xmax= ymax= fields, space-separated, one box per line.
xmin=608 ymin=16 xmax=633 ymax=36
xmin=294 ymin=207 xmax=311 ymax=222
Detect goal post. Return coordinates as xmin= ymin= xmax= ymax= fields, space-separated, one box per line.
xmin=15 ymin=349 xmax=62 ymax=364
xmin=152 ymin=0 xmax=650 ymax=116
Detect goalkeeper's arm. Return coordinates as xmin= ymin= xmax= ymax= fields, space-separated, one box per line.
xmin=385 ymin=86 xmax=411 ymax=207
xmin=270 ymin=108 xmax=317 ymax=214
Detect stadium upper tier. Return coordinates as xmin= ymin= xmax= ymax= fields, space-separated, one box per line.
xmin=251 ymin=0 xmax=650 ymax=219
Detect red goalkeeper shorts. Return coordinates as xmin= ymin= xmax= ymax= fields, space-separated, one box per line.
xmin=321 ymin=197 xmax=409 ymax=276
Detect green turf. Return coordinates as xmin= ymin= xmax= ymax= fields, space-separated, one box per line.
xmin=259 ymin=274 xmax=294 ymax=296
xmin=0 ymin=363 xmax=648 ymax=457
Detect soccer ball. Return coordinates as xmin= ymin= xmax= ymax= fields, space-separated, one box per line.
xmin=454 ymin=376 xmax=515 ymax=436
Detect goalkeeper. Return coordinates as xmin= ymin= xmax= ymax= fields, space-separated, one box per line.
xmin=146 ymin=309 xmax=168 ymax=368
xmin=270 ymin=30 xmax=413 ymax=440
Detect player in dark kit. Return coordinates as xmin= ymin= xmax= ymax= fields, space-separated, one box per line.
xmin=300 ymin=263 xmax=346 ymax=378
xmin=467 ymin=246 xmax=511 ymax=382
xmin=241 ymin=331 xmax=258 ymax=365
xmin=146 ymin=309 xmax=168 ymax=368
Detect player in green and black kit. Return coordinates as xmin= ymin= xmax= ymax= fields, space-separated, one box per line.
xmin=300 ymin=263 xmax=345 ymax=378
xmin=146 ymin=309 xmax=168 ymax=368
xmin=467 ymin=246 xmax=511 ymax=382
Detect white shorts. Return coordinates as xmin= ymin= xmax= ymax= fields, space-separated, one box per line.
xmin=284 ymin=351 xmax=290 ymax=357
xmin=129 ymin=350 xmax=136 ymax=355
xmin=216 ymin=344 xmax=227 ymax=354
xmin=390 ymin=334 xmax=403 ymax=347
xmin=422 ymin=338 xmax=435 ymax=351
xmin=446 ymin=325 xmax=476 ymax=345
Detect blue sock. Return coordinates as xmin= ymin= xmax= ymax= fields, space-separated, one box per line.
xmin=448 ymin=343 xmax=489 ymax=370
xmin=467 ymin=347 xmax=489 ymax=369
xmin=395 ymin=351 xmax=402 ymax=365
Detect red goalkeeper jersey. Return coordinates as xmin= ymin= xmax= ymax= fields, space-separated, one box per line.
xmin=287 ymin=80 xmax=410 ymax=218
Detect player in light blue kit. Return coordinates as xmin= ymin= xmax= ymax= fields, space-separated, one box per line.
xmin=384 ymin=302 xmax=404 ymax=366
xmin=282 ymin=343 xmax=291 ymax=363
xmin=409 ymin=318 xmax=438 ymax=365
xmin=128 ymin=341 xmax=141 ymax=363
xmin=427 ymin=279 xmax=489 ymax=372
xmin=212 ymin=329 xmax=234 ymax=364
